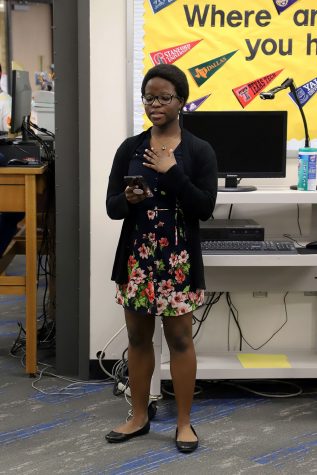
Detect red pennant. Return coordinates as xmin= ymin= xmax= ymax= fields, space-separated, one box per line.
xmin=150 ymin=40 xmax=202 ymax=65
xmin=233 ymin=70 xmax=283 ymax=108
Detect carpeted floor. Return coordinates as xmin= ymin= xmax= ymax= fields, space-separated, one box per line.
xmin=1 ymin=258 xmax=317 ymax=474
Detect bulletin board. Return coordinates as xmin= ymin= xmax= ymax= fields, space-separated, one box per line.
xmin=133 ymin=0 xmax=317 ymax=150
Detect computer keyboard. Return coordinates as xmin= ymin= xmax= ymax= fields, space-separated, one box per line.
xmin=201 ymin=240 xmax=298 ymax=255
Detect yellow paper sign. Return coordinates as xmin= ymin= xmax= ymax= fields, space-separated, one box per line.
xmin=237 ymin=353 xmax=291 ymax=368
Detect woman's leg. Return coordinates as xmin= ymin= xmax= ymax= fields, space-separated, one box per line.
xmin=113 ymin=309 xmax=155 ymax=433
xmin=162 ymin=313 xmax=197 ymax=442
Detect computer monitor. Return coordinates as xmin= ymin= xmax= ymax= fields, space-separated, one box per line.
xmin=10 ymin=70 xmax=32 ymax=142
xmin=181 ymin=110 xmax=288 ymax=191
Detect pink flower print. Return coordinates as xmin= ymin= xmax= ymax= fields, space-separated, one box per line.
xmin=116 ymin=289 xmax=124 ymax=305
xmin=144 ymin=281 xmax=155 ymax=303
xmin=179 ymin=250 xmax=189 ymax=263
xmin=157 ymin=221 xmax=165 ymax=227
xmin=159 ymin=237 xmax=169 ymax=248
xmin=169 ymin=253 xmax=178 ymax=268
xmin=175 ymin=268 xmax=186 ymax=284
xmin=156 ymin=296 xmax=168 ymax=315
xmin=177 ymin=302 xmax=193 ymax=315
xmin=148 ymin=232 xmax=156 ymax=242
xmin=130 ymin=267 xmax=146 ymax=284
xmin=127 ymin=281 xmax=138 ymax=298
xmin=196 ymin=289 xmax=205 ymax=305
xmin=169 ymin=291 xmax=187 ymax=308
xmin=128 ymin=255 xmax=137 ymax=270
xmin=188 ymin=291 xmax=198 ymax=303
xmin=158 ymin=279 xmax=174 ymax=296
xmin=138 ymin=243 xmax=149 ymax=259
xmin=147 ymin=210 xmax=155 ymax=220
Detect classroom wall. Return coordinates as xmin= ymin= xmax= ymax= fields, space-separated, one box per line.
xmin=90 ymin=0 xmax=129 ymax=359
xmin=11 ymin=3 xmax=52 ymax=91
xmin=89 ymin=1 xmax=316 ymax=362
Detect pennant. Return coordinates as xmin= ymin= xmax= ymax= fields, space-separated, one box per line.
xmin=183 ymin=94 xmax=211 ymax=112
xmin=232 ymin=69 xmax=283 ymax=108
xmin=150 ymin=40 xmax=202 ymax=66
xmin=272 ymin=0 xmax=299 ymax=14
xmin=148 ymin=0 xmax=177 ymax=14
xmin=289 ymin=77 xmax=317 ymax=107
xmin=188 ymin=50 xmax=238 ymax=87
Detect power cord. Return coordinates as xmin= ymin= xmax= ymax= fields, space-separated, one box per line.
xmin=161 ymin=381 xmax=203 ymax=398
xmin=221 ymin=379 xmax=303 ymax=398
xmin=226 ymin=291 xmax=289 ymax=351
xmin=192 ymin=292 xmax=223 ymax=339
xmin=283 ymin=233 xmax=305 ymax=247
xmin=31 ymin=362 xmax=111 ymax=396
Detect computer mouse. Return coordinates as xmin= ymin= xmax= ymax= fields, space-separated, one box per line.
xmin=7 ymin=158 xmax=42 ymax=166
xmin=7 ymin=158 xmax=28 ymax=165
xmin=306 ymin=241 xmax=317 ymax=250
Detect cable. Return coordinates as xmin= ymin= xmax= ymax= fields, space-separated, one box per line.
xmin=222 ymin=379 xmax=303 ymax=398
xmin=192 ymin=292 xmax=223 ymax=339
xmin=296 ymin=203 xmax=302 ymax=236
xmin=98 ymin=323 xmax=127 ymax=379
xmin=226 ymin=292 xmax=242 ymax=350
xmin=161 ymin=382 xmax=203 ymax=398
xmin=226 ymin=291 xmax=289 ymax=351
xmin=228 ymin=204 xmax=233 ymax=219
xmin=283 ymin=233 xmax=305 ymax=248
xmin=30 ymin=120 xmax=55 ymax=138
xmin=31 ymin=362 xmax=112 ymax=396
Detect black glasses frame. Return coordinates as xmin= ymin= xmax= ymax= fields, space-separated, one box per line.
xmin=141 ymin=94 xmax=181 ymax=106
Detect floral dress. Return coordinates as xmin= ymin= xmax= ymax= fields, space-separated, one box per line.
xmin=115 ymin=137 xmax=204 ymax=317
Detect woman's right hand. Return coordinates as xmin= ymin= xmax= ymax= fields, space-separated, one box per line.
xmin=125 ymin=186 xmax=147 ymax=204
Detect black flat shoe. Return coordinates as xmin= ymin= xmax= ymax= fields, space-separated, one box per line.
xmin=175 ymin=425 xmax=198 ymax=453
xmin=105 ymin=420 xmax=150 ymax=443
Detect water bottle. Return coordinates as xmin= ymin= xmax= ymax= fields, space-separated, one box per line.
xmin=297 ymin=147 xmax=317 ymax=191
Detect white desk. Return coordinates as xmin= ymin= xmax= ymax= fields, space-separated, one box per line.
xmin=159 ymin=188 xmax=317 ymax=382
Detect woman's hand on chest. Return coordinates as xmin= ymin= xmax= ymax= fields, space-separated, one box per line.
xmin=143 ymin=147 xmax=176 ymax=174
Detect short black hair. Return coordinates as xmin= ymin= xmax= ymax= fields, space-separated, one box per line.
xmin=141 ymin=64 xmax=189 ymax=104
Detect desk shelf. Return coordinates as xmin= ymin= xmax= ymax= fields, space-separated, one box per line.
xmin=217 ymin=188 xmax=317 ymax=205
xmin=161 ymin=352 xmax=317 ymax=380
xmin=154 ymin=188 xmax=317 ymax=385
xmin=203 ymin=253 xmax=317 ymax=267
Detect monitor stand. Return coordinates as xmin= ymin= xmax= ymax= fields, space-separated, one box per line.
xmin=218 ymin=176 xmax=257 ymax=192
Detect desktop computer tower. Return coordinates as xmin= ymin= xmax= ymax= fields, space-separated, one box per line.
xmin=200 ymin=219 xmax=265 ymax=241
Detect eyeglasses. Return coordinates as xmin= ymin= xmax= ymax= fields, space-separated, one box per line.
xmin=141 ymin=94 xmax=181 ymax=106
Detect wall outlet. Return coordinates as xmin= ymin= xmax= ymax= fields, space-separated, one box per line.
xmin=253 ymin=291 xmax=268 ymax=298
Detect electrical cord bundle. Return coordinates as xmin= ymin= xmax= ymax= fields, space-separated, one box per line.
xmin=192 ymin=292 xmax=223 ymax=339
xmin=98 ymin=324 xmax=130 ymax=394
xmin=226 ymin=291 xmax=289 ymax=351
xmin=111 ymin=348 xmax=129 ymax=396
xmin=9 ymin=122 xmax=56 ymax=356
xmin=31 ymin=362 xmax=112 ymax=397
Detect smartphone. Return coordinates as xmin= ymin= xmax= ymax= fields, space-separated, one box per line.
xmin=124 ymin=175 xmax=153 ymax=197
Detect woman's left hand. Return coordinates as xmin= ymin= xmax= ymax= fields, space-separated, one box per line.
xmin=143 ymin=147 xmax=176 ymax=174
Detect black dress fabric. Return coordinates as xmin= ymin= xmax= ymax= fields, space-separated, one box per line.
xmin=106 ymin=128 xmax=218 ymax=290
xmin=116 ymin=137 xmax=204 ymax=316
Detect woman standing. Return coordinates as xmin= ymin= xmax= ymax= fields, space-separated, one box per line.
xmin=106 ymin=64 xmax=217 ymax=452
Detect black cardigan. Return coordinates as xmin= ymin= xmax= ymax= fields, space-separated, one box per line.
xmin=106 ymin=127 xmax=218 ymax=289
